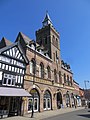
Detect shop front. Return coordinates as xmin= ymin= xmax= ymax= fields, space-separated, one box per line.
xmin=0 ymin=87 xmax=31 ymax=118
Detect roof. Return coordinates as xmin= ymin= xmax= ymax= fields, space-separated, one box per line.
xmin=19 ymin=32 xmax=32 ymax=44
xmin=0 ymin=37 xmax=12 ymax=49
xmin=73 ymin=80 xmax=79 ymax=85
xmin=42 ymin=12 xmax=52 ymax=26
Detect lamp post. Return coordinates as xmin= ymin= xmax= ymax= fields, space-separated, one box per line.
xmin=84 ymin=80 xmax=89 ymax=90
xmin=84 ymin=80 xmax=89 ymax=108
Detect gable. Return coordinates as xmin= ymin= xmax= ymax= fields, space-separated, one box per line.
xmin=2 ymin=46 xmax=24 ymax=61
xmin=0 ymin=42 xmax=28 ymax=64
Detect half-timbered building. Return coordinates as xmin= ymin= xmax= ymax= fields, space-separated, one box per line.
xmin=0 ymin=38 xmax=31 ymax=118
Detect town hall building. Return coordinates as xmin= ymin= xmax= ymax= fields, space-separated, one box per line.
xmin=0 ymin=13 xmax=81 ymax=117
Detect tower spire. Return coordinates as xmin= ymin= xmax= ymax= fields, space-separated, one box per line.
xmin=42 ymin=11 xmax=53 ymax=27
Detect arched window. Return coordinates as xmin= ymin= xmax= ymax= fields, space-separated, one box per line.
xmin=70 ymin=77 xmax=72 ymax=86
xmin=28 ymin=88 xmax=40 ymax=112
xmin=52 ymin=35 xmax=55 ymax=44
xmin=59 ymin=71 xmax=62 ymax=84
xmin=54 ymin=69 xmax=57 ymax=83
xmin=47 ymin=66 xmax=51 ymax=79
xmin=67 ymin=75 xmax=69 ymax=86
xmin=64 ymin=73 xmax=66 ymax=83
xmin=56 ymin=38 xmax=58 ymax=47
xmin=40 ymin=62 xmax=44 ymax=78
xmin=30 ymin=59 xmax=36 ymax=74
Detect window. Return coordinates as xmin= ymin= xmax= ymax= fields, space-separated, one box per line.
xmin=64 ymin=74 xmax=66 ymax=83
xmin=47 ymin=66 xmax=51 ymax=79
xmin=70 ymin=77 xmax=72 ymax=86
xmin=54 ymin=69 xmax=57 ymax=83
xmin=6 ymin=65 xmax=8 ymax=70
xmin=2 ymin=64 xmax=5 ymax=69
xmin=0 ymin=63 xmax=1 ymax=68
xmin=59 ymin=71 xmax=62 ymax=84
xmin=52 ymin=35 xmax=55 ymax=44
xmin=56 ymin=38 xmax=58 ymax=47
xmin=9 ymin=66 xmax=11 ymax=71
xmin=12 ymin=66 xmax=14 ymax=72
xmin=3 ymin=73 xmax=16 ymax=86
xmin=40 ymin=62 xmax=44 ymax=78
xmin=67 ymin=75 xmax=69 ymax=86
xmin=53 ymin=53 xmax=55 ymax=62
xmin=30 ymin=59 xmax=36 ymax=74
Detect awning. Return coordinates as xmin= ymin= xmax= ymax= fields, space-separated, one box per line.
xmin=0 ymin=87 xmax=32 ymax=97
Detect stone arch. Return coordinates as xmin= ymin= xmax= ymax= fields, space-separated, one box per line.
xmin=43 ymin=87 xmax=53 ymax=98
xmin=28 ymin=84 xmax=41 ymax=95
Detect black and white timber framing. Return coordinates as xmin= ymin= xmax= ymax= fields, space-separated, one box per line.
xmin=0 ymin=41 xmax=28 ymax=88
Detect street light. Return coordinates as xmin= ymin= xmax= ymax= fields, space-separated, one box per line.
xmin=84 ymin=80 xmax=89 ymax=90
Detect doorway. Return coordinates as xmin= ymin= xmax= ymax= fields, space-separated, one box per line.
xmin=57 ymin=92 xmax=62 ymax=109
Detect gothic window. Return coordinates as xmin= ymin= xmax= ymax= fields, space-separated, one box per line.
xmin=64 ymin=73 xmax=66 ymax=83
xmin=54 ymin=69 xmax=57 ymax=83
xmin=40 ymin=62 xmax=44 ymax=78
xmin=30 ymin=59 xmax=36 ymax=74
xmin=47 ymin=66 xmax=51 ymax=79
xmin=59 ymin=71 xmax=62 ymax=84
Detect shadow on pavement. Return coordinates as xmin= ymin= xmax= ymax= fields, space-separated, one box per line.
xmin=78 ymin=114 xmax=90 ymax=118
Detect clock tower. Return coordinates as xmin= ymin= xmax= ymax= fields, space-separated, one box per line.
xmin=36 ymin=12 xmax=60 ymax=63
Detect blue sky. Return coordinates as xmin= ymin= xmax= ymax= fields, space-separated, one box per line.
xmin=0 ymin=0 xmax=90 ymax=89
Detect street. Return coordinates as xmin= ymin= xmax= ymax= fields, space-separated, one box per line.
xmin=42 ymin=109 xmax=90 ymax=120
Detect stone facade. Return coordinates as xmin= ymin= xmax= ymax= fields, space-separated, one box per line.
xmin=19 ymin=13 xmax=81 ymax=114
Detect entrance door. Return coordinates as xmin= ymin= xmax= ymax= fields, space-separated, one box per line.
xmin=28 ymin=88 xmax=40 ymax=113
xmin=9 ymin=97 xmax=21 ymax=116
xmin=43 ymin=90 xmax=51 ymax=110
xmin=57 ymin=92 xmax=62 ymax=109
xmin=34 ymin=98 xmax=38 ymax=112
xmin=28 ymin=98 xmax=39 ymax=112
xmin=43 ymin=98 xmax=51 ymax=110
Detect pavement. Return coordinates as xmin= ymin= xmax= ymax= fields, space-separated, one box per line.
xmin=1 ymin=107 xmax=84 ymax=120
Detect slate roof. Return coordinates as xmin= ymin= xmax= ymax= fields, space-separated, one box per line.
xmin=0 ymin=37 xmax=12 ymax=49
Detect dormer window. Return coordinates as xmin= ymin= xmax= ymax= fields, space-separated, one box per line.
xmin=31 ymin=44 xmax=35 ymax=50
